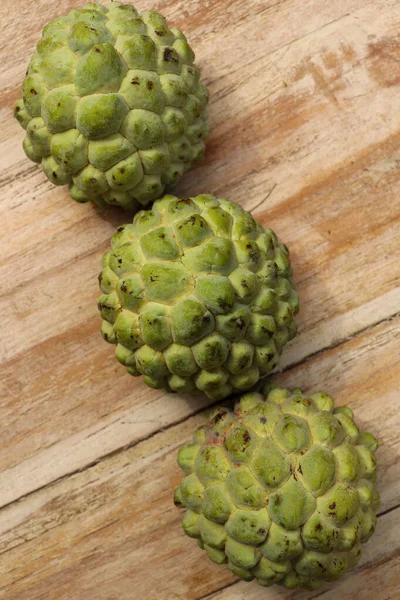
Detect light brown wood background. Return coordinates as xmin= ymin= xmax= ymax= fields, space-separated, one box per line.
xmin=1 ymin=0 xmax=399 ymax=598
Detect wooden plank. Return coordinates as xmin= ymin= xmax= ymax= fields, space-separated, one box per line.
xmin=1 ymin=0 xmax=400 ymax=506
xmin=0 ymin=315 xmax=398 ymax=599
xmin=280 ymin=287 xmax=400 ymax=369
xmin=182 ymin=0 xmax=400 ymax=207
xmin=3 ymin=0 xmax=400 ymax=359
xmin=0 ymin=337 xmax=213 ymax=507
xmin=1 ymin=2 xmax=400 ymax=596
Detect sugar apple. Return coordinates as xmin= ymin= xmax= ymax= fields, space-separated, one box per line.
xmin=174 ymin=385 xmax=380 ymax=590
xmin=98 ymin=194 xmax=299 ymax=399
xmin=14 ymin=2 xmax=209 ymax=211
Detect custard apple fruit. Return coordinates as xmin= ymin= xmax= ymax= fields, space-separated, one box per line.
xmin=174 ymin=385 xmax=380 ymax=590
xmin=98 ymin=194 xmax=299 ymax=399
xmin=14 ymin=2 xmax=209 ymax=211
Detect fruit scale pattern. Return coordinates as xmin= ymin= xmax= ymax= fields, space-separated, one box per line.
xmin=174 ymin=386 xmax=380 ymax=590
xmin=98 ymin=195 xmax=299 ymax=399
xmin=11 ymin=2 xmax=381 ymax=592
xmin=14 ymin=2 xmax=209 ymax=211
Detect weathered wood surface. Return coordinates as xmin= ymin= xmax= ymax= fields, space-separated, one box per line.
xmin=0 ymin=0 xmax=399 ymax=598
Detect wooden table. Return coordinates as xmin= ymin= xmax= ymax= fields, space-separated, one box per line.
xmin=1 ymin=0 xmax=399 ymax=598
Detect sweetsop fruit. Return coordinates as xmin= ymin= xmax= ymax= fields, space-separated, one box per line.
xmin=14 ymin=2 xmax=209 ymax=211
xmin=98 ymin=194 xmax=299 ymax=399
xmin=174 ymin=385 xmax=380 ymax=590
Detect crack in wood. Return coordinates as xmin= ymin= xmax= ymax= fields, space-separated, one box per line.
xmin=0 ymin=311 xmax=398 ymax=516
xmin=250 ymin=183 xmax=277 ymax=213
xmin=196 ymin=580 xmax=238 ymax=600
xmin=276 ymin=310 xmax=400 ymax=374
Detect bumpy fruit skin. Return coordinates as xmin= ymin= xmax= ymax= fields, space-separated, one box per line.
xmin=98 ymin=195 xmax=299 ymax=399
xmin=14 ymin=2 xmax=209 ymax=211
xmin=174 ymin=385 xmax=380 ymax=590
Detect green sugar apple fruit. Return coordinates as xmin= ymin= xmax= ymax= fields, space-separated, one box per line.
xmin=14 ymin=2 xmax=209 ymax=211
xmin=98 ymin=194 xmax=299 ymax=399
xmin=174 ymin=385 xmax=380 ymax=590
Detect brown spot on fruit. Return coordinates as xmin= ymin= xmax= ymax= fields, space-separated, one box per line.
xmin=146 ymin=80 xmax=154 ymax=90
xmin=239 ymin=356 xmax=249 ymax=370
xmin=212 ymin=411 xmax=227 ymax=424
xmin=30 ymin=88 xmax=37 ymax=95
xmin=329 ymin=503 xmax=336 ymax=510
xmin=236 ymin=317 xmax=245 ymax=329
xmin=164 ymin=47 xmax=178 ymax=63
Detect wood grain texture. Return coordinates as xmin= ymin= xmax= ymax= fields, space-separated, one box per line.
xmin=0 ymin=317 xmax=399 ymax=600
xmin=0 ymin=0 xmax=399 ymax=598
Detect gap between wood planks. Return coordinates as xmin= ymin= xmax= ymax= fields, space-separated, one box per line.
xmin=1 ymin=300 xmax=398 ymax=514
xmin=197 ymin=581 xmax=238 ymax=600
